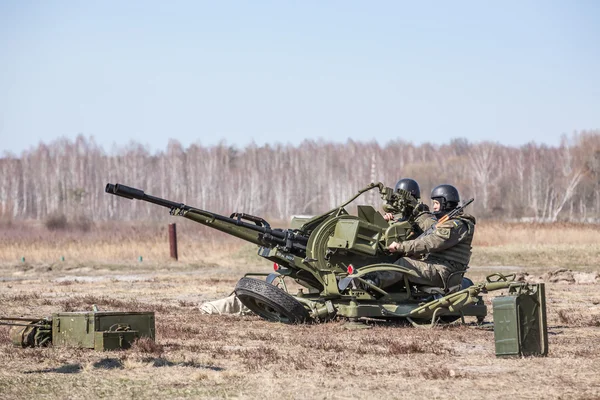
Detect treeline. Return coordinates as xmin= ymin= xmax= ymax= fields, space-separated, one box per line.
xmin=1 ymin=132 xmax=599 ymax=223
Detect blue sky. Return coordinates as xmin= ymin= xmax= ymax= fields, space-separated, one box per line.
xmin=1 ymin=1 xmax=598 ymax=154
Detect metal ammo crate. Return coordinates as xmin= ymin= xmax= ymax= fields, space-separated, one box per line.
xmin=52 ymin=311 xmax=155 ymax=351
xmin=493 ymin=283 xmax=548 ymax=357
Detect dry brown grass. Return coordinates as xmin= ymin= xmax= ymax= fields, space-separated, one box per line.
xmin=1 ymin=221 xmax=599 ymax=272
xmin=0 ymin=271 xmax=599 ymax=399
xmin=133 ymin=337 xmax=164 ymax=354
xmin=0 ymin=221 xmax=263 ymax=267
xmin=0 ymin=221 xmax=600 ymax=398
xmin=473 ymin=221 xmax=600 ymax=247
xmin=470 ymin=221 xmax=600 ymax=269
xmin=557 ymin=309 xmax=600 ymax=327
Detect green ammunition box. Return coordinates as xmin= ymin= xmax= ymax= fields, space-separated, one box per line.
xmin=327 ymin=218 xmax=381 ymax=256
xmin=94 ymin=331 xmax=139 ymax=351
xmin=52 ymin=311 xmax=155 ymax=350
xmin=493 ymin=283 xmax=548 ymax=357
xmin=290 ymin=215 xmax=312 ymax=230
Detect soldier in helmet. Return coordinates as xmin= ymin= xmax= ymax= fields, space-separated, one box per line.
xmin=373 ymin=184 xmax=476 ymax=288
xmin=383 ymin=178 xmax=435 ymax=235
xmin=383 ymin=178 xmax=421 ymax=221
xmin=395 ymin=178 xmax=421 ymax=199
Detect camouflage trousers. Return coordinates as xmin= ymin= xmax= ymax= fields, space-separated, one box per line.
xmin=199 ymin=294 xmax=250 ymax=315
xmin=374 ymin=258 xmax=456 ymax=288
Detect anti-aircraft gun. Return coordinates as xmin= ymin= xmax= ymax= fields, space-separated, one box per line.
xmin=105 ymin=182 xmax=547 ymax=335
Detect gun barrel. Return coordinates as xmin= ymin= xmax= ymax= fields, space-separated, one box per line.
xmin=106 ymin=183 xmax=185 ymax=210
xmin=0 ymin=322 xmax=49 ymax=328
xmin=105 ymin=183 xmax=308 ymax=255
xmin=0 ymin=316 xmax=46 ymax=322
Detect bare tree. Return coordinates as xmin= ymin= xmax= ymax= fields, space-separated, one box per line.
xmin=468 ymin=142 xmax=500 ymax=213
xmin=2 ymin=132 xmax=599 ymax=223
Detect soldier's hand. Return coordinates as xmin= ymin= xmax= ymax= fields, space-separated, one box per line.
xmin=388 ymin=241 xmax=403 ymax=254
xmin=412 ymin=202 xmax=430 ymax=217
xmin=383 ymin=213 xmax=395 ymax=221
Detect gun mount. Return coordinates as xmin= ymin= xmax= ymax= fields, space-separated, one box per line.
xmin=105 ymin=182 xmax=546 ymax=334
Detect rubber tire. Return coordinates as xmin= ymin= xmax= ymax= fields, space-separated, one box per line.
xmin=234 ymin=277 xmax=310 ymax=324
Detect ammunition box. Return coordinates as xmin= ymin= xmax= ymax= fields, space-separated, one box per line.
xmin=327 ymin=219 xmax=382 ymax=256
xmin=52 ymin=311 xmax=155 ymax=350
xmin=290 ymin=215 xmax=312 ymax=230
xmin=94 ymin=331 xmax=139 ymax=351
xmin=493 ymin=283 xmax=548 ymax=357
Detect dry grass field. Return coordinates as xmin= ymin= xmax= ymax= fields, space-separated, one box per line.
xmin=1 ymin=221 xmax=600 ymax=399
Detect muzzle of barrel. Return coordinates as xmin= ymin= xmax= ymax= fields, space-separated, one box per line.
xmin=114 ymin=184 xmax=145 ymax=200
xmin=105 ymin=183 xmax=143 ymax=200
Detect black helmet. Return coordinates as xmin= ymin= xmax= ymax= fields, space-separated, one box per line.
xmin=394 ymin=178 xmax=420 ymax=199
xmin=431 ymin=184 xmax=460 ymax=214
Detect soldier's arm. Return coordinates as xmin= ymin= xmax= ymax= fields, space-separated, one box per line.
xmin=398 ymin=220 xmax=468 ymax=257
xmin=414 ymin=212 xmax=436 ymax=231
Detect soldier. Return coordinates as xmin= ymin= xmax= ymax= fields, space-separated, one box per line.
xmin=372 ymin=184 xmax=476 ymax=288
xmin=383 ymin=178 xmax=422 ymax=222
xmin=383 ymin=178 xmax=434 ymax=235
xmin=199 ymin=292 xmax=249 ymax=315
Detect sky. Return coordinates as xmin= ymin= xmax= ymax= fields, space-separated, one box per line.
xmin=1 ymin=1 xmax=599 ymax=155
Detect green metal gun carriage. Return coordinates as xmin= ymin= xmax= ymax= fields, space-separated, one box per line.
xmin=105 ymin=182 xmax=545 ymax=329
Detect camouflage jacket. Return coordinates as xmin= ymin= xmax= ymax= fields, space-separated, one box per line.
xmin=413 ymin=211 xmax=436 ymax=232
xmin=397 ymin=213 xmax=476 ymax=266
xmin=389 ymin=209 xmax=435 ymax=236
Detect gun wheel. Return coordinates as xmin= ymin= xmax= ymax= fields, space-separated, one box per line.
xmin=234 ymin=277 xmax=310 ymax=324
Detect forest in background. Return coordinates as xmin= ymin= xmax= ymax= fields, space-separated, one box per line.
xmin=1 ymin=131 xmax=599 ymax=224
